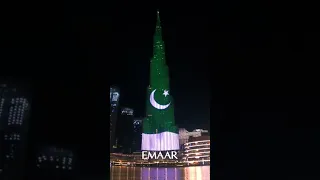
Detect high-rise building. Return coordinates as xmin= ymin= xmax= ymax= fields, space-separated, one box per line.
xmin=0 ymin=83 xmax=31 ymax=180
xmin=182 ymin=136 xmax=210 ymax=165
xmin=142 ymin=10 xmax=179 ymax=151
xmin=179 ymin=128 xmax=209 ymax=147
xmin=110 ymin=86 xmax=120 ymax=152
xmin=35 ymin=146 xmax=74 ymax=179
xmin=115 ymin=107 xmax=134 ymax=154
xmin=132 ymin=118 xmax=143 ymax=152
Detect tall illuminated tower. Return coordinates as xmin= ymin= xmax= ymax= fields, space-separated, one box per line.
xmin=110 ymin=86 xmax=120 ymax=152
xmin=141 ymin=10 xmax=179 ymax=151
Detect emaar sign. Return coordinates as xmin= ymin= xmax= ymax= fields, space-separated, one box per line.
xmin=142 ymin=151 xmax=178 ymax=160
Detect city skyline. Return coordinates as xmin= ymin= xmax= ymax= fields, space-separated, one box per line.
xmin=3 ymin=2 xmax=320 ymax=179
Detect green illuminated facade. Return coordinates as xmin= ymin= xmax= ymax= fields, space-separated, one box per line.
xmin=143 ymin=10 xmax=177 ymax=134
xmin=141 ymin=10 xmax=179 ymax=151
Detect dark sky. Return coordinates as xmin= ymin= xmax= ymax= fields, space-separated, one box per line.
xmin=2 ymin=1 xmax=320 ymax=179
xmin=210 ymin=2 xmax=320 ymax=179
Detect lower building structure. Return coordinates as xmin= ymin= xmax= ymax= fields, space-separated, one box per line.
xmin=181 ymin=136 xmax=210 ymax=166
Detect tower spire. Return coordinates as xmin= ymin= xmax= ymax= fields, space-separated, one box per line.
xmin=154 ymin=10 xmax=162 ymax=41
xmin=150 ymin=9 xmax=167 ymax=86
xmin=156 ymin=9 xmax=161 ymax=26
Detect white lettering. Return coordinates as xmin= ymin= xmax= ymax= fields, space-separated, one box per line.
xmin=157 ymin=152 xmax=164 ymax=159
xmin=148 ymin=152 xmax=157 ymax=159
xmin=164 ymin=151 xmax=171 ymax=159
xmin=141 ymin=151 xmax=179 ymax=160
xmin=171 ymin=151 xmax=178 ymax=159
xmin=142 ymin=151 xmax=148 ymax=160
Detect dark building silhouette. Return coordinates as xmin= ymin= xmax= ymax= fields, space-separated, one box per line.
xmin=110 ymin=86 xmax=120 ymax=152
xmin=33 ymin=146 xmax=75 ymax=179
xmin=115 ymin=107 xmax=134 ymax=154
xmin=0 ymin=82 xmax=31 ymax=180
xmin=132 ymin=118 xmax=143 ymax=152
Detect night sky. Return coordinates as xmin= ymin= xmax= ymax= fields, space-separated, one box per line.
xmin=2 ymin=1 xmax=320 ymax=179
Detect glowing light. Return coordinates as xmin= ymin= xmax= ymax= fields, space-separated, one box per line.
xmin=186 ymin=160 xmax=210 ymax=163
xmin=142 ymin=10 xmax=178 ymax=153
xmin=186 ymin=152 xmax=209 ymax=155
xmin=185 ymin=147 xmax=210 ymax=152
xmin=141 ymin=132 xmax=179 ymax=151
xmin=184 ymin=140 xmax=210 ymax=145
xmin=149 ymin=89 xmax=171 ymax=110
xmin=183 ymin=139 xmax=210 ymax=164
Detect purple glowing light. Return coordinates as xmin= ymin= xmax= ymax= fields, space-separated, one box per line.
xmin=141 ymin=132 xmax=180 ymax=151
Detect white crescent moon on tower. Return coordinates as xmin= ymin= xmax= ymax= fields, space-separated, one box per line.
xmin=150 ymin=89 xmax=171 ymax=110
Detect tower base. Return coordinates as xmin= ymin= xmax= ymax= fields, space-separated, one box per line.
xmin=141 ymin=131 xmax=180 ymax=151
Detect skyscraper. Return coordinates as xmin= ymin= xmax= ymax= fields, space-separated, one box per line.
xmin=35 ymin=146 xmax=74 ymax=179
xmin=141 ymin=10 xmax=179 ymax=151
xmin=132 ymin=118 xmax=143 ymax=152
xmin=0 ymin=83 xmax=31 ymax=180
xmin=110 ymin=86 xmax=120 ymax=152
xmin=116 ymin=107 xmax=134 ymax=154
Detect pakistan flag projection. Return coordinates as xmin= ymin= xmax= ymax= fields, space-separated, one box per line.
xmin=141 ymin=10 xmax=180 ymax=151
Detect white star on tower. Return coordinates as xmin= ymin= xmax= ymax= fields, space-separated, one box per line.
xmin=163 ymin=90 xmax=169 ymax=97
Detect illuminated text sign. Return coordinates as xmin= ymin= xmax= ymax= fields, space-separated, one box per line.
xmin=142 ymin=151 xmax=178 ymax=160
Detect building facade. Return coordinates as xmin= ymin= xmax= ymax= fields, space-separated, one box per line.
xmin=182 ymin=136 xmax=210 ymax=165
xmin=115 ymin=107 xmax=134 ymax=154
xmin=179 ymin=128 xmax=209 ymax=147
xmin=0 ymin=83 xmax=31 ymax=180
xmin=35 ymin=147 xmax=74 ymax=179
xmin=142 ymin=10 xmax=179 ymax=151
xmin=110 ymin=86 xmax=120 ymax=152
xmin=132 ymin=118 xmax=143 ymax=152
